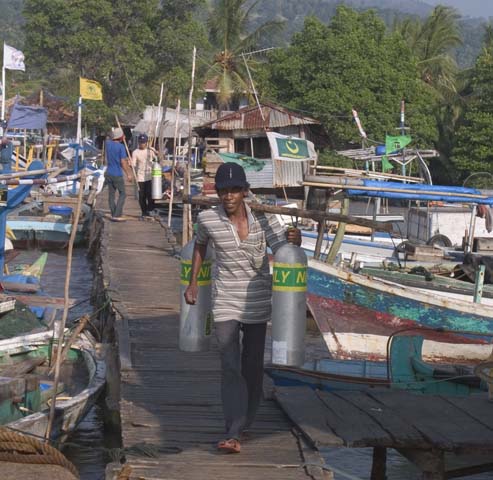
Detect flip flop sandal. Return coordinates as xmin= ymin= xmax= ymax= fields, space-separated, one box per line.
xmin=217 ymin=438 xmax=241 ymax=453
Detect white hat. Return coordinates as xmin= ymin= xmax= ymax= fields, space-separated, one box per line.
xmin=111 ymin=127 xmax=124 ymax=140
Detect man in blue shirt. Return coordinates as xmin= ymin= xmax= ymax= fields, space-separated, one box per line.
xmin=105 ymin=127 xmax=133 ymax=221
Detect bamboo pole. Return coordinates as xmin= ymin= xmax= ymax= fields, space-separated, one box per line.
xmin=168 ymin=99 xmax=181 ymax=228
xmin=45 ymin=171 xmax=86 ymax=441
xmin=326 ymin=197 xmax=349 ymax=264
xmin=313 ymin=221 xmax=326 ymax=260
xmin=0 ymin=170 xmax=85 ymax=186
xmin=154 ymin=84 xmax=164 ymax=145
xmin=0 ymin=167 xmax=59 ymax=179
xmin=182 ymin=46 xmax=196 ymax=245
xmin=183 ymin=194 xmax=394 ymax=232
xmin=314 ymin=165 xmax=423 ymax=183
xmin=148 ymin=104 xmax=156 ymax=151
xmin=303 ymin=181 xmax=492 ymax=201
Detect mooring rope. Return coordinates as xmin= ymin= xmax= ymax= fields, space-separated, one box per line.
xmin=474 ymin=360 xmax=493 ymax=382
xmin=0 ymin=427 xmax=79 ymax=478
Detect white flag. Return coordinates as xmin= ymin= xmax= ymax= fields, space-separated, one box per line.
xmin=3 ymin=44 xmax=25 ymax=71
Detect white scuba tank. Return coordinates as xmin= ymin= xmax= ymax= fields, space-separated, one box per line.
xmin=152 ymin=160 xmax=162 ymax=199
xmin=271 ymin=243 xmax=308 ymax=367
xmin=179 ymin=239 xmax=214 ymax=352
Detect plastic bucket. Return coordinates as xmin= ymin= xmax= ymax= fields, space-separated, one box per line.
xmin=48 ymin=205 xmax=73 ymax=216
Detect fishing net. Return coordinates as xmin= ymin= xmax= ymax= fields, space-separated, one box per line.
xmin=0 ymin=300 xmax=45 ymax=339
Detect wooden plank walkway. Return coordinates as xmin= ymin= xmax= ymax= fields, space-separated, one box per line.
xmin=97 ymin=187 xmax=332 ymax=480
xmin=276 ymin=385 xmax=493 ymax=479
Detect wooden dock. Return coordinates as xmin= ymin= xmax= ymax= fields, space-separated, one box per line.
xmin=96 ymin=188 xmax=332 ymax=479
xmin=276 ymin=385 xmax=493 ymax=480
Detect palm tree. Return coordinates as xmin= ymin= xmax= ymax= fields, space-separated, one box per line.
xmin=205 ymin=0 xmax=284 ymax=109
xmin=482 ymin=23 xmax=493 ymax=53
xmin=394 ymin=6 xmax=463 ymax=181
xmin=394 ymin=5 xmax=462 ymax=100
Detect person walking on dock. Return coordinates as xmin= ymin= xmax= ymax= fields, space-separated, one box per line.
xmin=131 ymin=133 xmax=156 ymax=218
xmin=104 ymin=127 xmax=133 ymax=221
xmin=184 ymin=162 xmax=301 ymax=454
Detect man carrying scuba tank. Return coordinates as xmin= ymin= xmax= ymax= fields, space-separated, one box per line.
xmin=184 ymin=162 xmax=301 ymax=454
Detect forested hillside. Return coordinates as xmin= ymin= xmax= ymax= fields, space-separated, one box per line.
xmin=0 ymin=0 xmax=25 ymax=46
xmin=0 ymin=0 xmax=487 ymax=68
xmin=249 ymin=0 xmax=486 ymax=67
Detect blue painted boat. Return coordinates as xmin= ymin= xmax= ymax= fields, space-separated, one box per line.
xmin=7 ymin=216 xmax=87 ymax=249
xmin=267 ymin=336 xmax=486 ymax=396
xmin=306 ymin=257 xmax=493 ymax=364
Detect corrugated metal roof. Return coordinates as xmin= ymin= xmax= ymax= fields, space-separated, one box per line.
xmin=199 ymin=102 xmax=319 ymax=131
xmin=245 ymin=161 xmax=274 ymax=189
xmin=133 ymin=107 xmax=204 ymax=138
xmin=243 ymin=159 xmax=308 ymax=188
xmin=273 ymin=159 xmax=309 ymax=188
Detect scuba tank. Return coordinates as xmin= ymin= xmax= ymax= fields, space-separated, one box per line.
xmin=151 ymin=159 xmax=162 ymax=199
xmin=179 ymin=239 xmax=214 ymax=352
xmin=271 ymin=243 xmax=307 ymax=367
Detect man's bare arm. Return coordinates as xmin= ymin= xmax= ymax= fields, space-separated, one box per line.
xmin=184 ymin=242 xmax=208 ymax=305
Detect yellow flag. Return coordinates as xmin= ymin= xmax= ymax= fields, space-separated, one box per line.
xmin=80 ymin=77 xmax=103 ymax=101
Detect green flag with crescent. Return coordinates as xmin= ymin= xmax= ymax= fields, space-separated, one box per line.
xmin=275 ymin=137 xmax=309 ymax=159
xmin=267 ymin=132 xmax=315 ymax=161
xmin=385 ymin=135 xmax=411 ymax=154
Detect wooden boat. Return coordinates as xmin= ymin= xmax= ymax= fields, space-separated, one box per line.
xmin=267 ymin=335 xmax=486 ymax=396
xmin=301 ymin=228 xmax=400 ymax=265
xmin=0 ymin=330 xmax=105 ymax=440
xmin=360 ymin=266 xmax=493 ymax=303
xmin=7 ymin=213 xmax=88 ymax=250
xmin=307 ymin=257 xmax=493 ymax=364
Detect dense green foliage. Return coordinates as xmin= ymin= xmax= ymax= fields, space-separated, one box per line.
xmin=22 ymin=0 xmax=207 ymax=126
xmin=453 ymin=45 xmax=493 ymax=176
xmin=261 ymin=8 xmax=437 ymax=151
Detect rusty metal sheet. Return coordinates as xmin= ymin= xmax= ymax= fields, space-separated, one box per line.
xmin=203 ymin=102 xmax=319 ymax=131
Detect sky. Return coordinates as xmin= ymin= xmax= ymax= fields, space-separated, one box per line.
xmin=426 ymin=0 xmax=493 ymax=19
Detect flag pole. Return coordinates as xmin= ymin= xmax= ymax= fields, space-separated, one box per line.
xmin=73 ymin=96 xmax=82 ymax=193
xmin=1 ymin=42 xmax=5 ymax=118
xmin=1 ymin=43 xmax=6 ymax=136
xmin=1 ymin=66 xmax=5 ymax=122
xmin=76 ymin=96 xmax=82 ymax=146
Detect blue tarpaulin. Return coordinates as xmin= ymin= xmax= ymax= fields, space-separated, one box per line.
xmin=347 ymin=180 xmax=493 ymax=205
xmin=7 ymin=103 xmax=48 ymax=130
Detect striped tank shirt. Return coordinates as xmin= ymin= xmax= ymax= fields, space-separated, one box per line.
xmin=195 ymin=203 xmax=287 ymax=324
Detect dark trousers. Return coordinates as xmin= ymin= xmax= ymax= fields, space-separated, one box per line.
xmin=138 ymin=180 xmax=154 ymax=215
xmin=105 ymin=175 xmax=126 ymax=218
xmin=215 ymin=320 xmax=267 ymax=440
